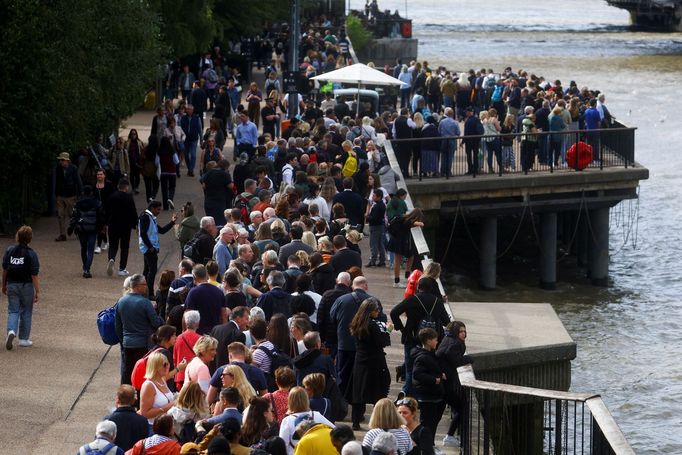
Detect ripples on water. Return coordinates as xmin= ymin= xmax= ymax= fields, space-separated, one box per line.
xmin=371 ymin=0 xmax=682 ymax=452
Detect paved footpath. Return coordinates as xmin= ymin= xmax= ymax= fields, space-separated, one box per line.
xmin=0 ymin=109 xmax=459 ymax=454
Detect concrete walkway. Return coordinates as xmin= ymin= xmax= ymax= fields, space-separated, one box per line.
xmin=0 ymin=108 xmax=465 ymax=454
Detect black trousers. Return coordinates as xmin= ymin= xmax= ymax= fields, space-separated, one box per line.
xmin=108 ymin=228 xmax=131 ymax=270
xmin=160 ymin=174 xmax=177 ymax=209
xmin=419 ymin=400 xmax=446 ymax=446
xmin=143 ymin=249 xmax=158 ymax=298
xmin=395 ymin=143 xmax=411 ymax=177
xmin=122 ymin=346 xmax=148 ymax=385
xmin=465 ymin=141 xmax=480 ymax=175
xmin=143 ymin=175 xmax=159 ymax=201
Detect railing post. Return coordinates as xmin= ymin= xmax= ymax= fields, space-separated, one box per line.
xmin=555 ymin=399 xmax=563 ymax=455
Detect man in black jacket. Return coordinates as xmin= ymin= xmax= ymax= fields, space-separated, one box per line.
xmin=331 ymin=178 xmax=364 ymax=227
xmin=316 ymin=272 xmax=351 ymax=360
xmin=329 ymin=235 xmax=362 ymax=274
xmin=68 ymin=186 xmax=105 ymax=278
xmin=292 ymin=331 xmax=337 ymax=385
xmin=106 ymin=178 xmax=138 ymax=277
xmin=106 ymin=385 xmax=149 ymax=451
xmin=210 ymin=305 xmax=248 ymax=370
xmin=186 ymin=216 xmax=218 ymax=264
xmin=54 ymin=152 xmax=82 ymax=241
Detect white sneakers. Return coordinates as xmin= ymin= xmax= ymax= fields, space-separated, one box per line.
xmin=6 ymin=330 xmax=15 ymax=350
xmin=393 ymin=281 xmax=407 ymax=288
xmin=5 ymin=331 xmax=32 ymax=349
xmin=101 ymin=242 xmax=108 ymax=251
xmin=107 ymin=259 xmax=115 ymax=276
xmin=94 ymin=246 xmax=102 ymax=254
xmin=117 ymin=269 xmax=130 ymax=277
xmin=443 ymin=435 xmax=460 ymax=447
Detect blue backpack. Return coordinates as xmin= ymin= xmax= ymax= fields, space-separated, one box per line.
xmin=97 ymin=305 xmax=119 ymax=345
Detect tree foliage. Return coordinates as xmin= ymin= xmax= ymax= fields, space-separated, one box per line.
xmin=0 ymin=0 xmax=164 ymax=226
xmin=345 ymin=15 xmax=373 ymax=52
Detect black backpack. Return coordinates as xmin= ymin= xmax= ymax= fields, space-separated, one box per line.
xmin=415 ymin=294 xmax=439 ymax=332
xmin=182 ymin=236 xmax=203 ymax=264
xmin=257 ymin=344 xmax=293 ymax=392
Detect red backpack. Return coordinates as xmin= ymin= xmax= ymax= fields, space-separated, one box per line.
xmin=131 ymin=348 xmax=164 ymax=390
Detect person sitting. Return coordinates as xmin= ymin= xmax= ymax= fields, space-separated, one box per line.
xmin=127 ymin=414 xmax=181 ymax=454
xmin=77 ymin=420 xmax=124 ymax=455
xmin=105 ymin=385 xmax=149 ymax=451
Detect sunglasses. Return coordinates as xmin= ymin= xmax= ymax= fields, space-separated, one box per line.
xmin=396 ymin=399 xmax=415 ymax=409
xmin=221 ymin=371 xmax=234 ymax=377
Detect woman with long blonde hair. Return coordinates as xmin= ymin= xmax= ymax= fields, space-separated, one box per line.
xmin=362 ymin=397 xmax=413 ymax=454
xmin=167 ymin=381 xmax=209 ymax=436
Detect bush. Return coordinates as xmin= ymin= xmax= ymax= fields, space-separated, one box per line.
xmin=346 ymin=15 xmax=373 ymax=52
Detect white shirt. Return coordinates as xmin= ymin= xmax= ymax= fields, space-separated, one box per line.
xmin=279 ymin=411 xmax=335 ymax=455
xmin=303 ymin=195 xmax=331 ymax=221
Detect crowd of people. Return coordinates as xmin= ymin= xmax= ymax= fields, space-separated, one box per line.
xmin=11 ymin=15 xmax=623 ymax=454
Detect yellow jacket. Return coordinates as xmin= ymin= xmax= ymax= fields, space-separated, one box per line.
xmin=293 ymin=424 xmax=335 ymax=455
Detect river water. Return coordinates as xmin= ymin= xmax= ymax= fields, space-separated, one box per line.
xmin=366 ymin=0 xmax=682 ymax=452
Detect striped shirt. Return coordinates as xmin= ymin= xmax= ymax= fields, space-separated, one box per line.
xmin=363 ymin=428 xmax=413 ymax=455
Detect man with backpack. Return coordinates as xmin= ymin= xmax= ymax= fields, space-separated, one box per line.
xmin=3 ymin=225 xmax=40 ymax=350
xmin=115 ymin=274 xmax=163 ymax=385
xmin=389 ymin=279 xmax=451 ymax=397
xmin=183 ymin=216 xmax=217 ymax=265
xmin=77 ymin=420 xmax=124 ymax=455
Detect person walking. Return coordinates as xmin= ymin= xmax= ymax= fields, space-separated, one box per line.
xmin=53 ymin=152 xmax=82 ymax=242
xmin=105 ymin=178 xmax=138 ymax=277
xmin=114 ymin=274 xmax=164 ymax=385
xmin=138 ymin=200 xmax=178 ymax=298
xmin=68 ymin=185 xmax=105 ymax=278
xmin=3 ymin=225 xmax=40 ymax=350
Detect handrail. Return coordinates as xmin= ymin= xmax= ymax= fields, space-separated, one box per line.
xmin=457 ymin=364 xmax=636 ymax=455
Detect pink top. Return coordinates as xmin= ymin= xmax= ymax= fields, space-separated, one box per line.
xmin=184 ymin=357 xmax=211 ymax=393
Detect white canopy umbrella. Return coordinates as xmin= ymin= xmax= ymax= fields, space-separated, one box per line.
xmin=311 ymin=63 xmax=404 ymax=86
xmin=311 ymin=63 xmax=404 ymax=116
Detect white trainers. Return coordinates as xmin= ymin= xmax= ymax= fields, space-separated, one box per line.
xmin=101 ymin=242 xmax=108 ymax=251
xmin=168 ymin=199 xmax=175 ymax=210
xmin=117 ymin=269 xmax=130 ymax=277
xmin=6 ymin=330 xmax=16 ymax=350
xmin=107 ymin=259 xmax=115 ymax=276
xmin=94 ymin=246 xmax=102 ymax=254
xmin=443 ymin=435 xmax=460 ymax=447
xmin=393 ymin=281 xmax=406 ymax=288
xmin=18 ymin=339 xmax=33 ymax=347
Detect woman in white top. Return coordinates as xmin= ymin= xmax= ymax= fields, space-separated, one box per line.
xmin=139 ymin=352 xmax=177 ymax=424
xmin=184 ymin=335 xmax=218 ymax=394
xmin=279 ymin=386 xmax=335 ymax=455
xmin=361 ymin=116 xmax=378 ymax=143
xmin=362 ymin=398 xmax=414 ymax=455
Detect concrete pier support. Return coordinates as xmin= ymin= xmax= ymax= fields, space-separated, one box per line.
xmin=539 ymin=212 xmax=557 ymax=290
xmin=588 ymin=207 xmax=610 ymax=286
xmin=576 ymin=214 xmax=589 ymax=268
xmin=479 ymin=216 xmax=497 ymax=289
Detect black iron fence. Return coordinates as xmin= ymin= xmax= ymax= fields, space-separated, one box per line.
xmin=457 ymin=364 xmax=634 ymax=455
xmin=388 ymin=122 xmax=636 ymax=180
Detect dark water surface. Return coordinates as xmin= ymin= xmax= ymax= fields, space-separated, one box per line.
xmin=370 ymin=0 xmax=682 ymax=452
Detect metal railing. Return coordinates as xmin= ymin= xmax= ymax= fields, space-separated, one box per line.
xmin=389 ymin=123 xmax=636 ymax=180
xmin=457 ymin=364 xmax=634 ymax=455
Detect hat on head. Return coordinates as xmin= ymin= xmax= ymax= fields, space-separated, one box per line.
xmin=57 ymin=152 xmax=71 ymax=161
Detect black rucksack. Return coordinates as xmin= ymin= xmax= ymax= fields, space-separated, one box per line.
xmin=257 ymin=344 xmax=293 ymax=392
xmin=5 ymin=245 xmax=31 ymax=282
xmin=415 ymin=294 xmax=439 ymax=332
xmin=182 ymin=236 xmax=203 ymax=264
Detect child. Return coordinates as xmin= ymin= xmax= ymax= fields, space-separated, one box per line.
xmin=366 ymin=189 xmax=387 ymax=267
xmin=156 ymin=270 xmax=175 ymax=319
xmin=412 ymin=328 xmax=446 ymax=446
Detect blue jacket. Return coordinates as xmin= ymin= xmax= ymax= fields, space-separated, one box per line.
xmin=330 ymin=289 xmax=386 ymax=351
xmin=180 ymin=113 xmax=203 ymax=142
xmin=138 ymin=210 xmax=159 ymax=254
xmin=115 ymin=292 xmax=163 ymax=348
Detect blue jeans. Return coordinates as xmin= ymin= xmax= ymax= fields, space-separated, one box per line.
xmin=79 ymin=232 xmax=97 ymax=272
xmin=443 ymin=96 xmax=454 ymax=109
xmin=369 ymin=225 xmax=386 ymax=264
xmin=403 ymin=338 xmax=417 ymax=396
xmin=184 ymin=140 xmax=198 ymax=173
xmin=6 ymin=282 xmax=34 ymax=340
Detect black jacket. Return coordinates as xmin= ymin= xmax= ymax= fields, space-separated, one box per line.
xmin=54 ymin=163 xmax=82 ymax=197
xmin=390 ymin=292 xmax=450 ymax=344
xmin=331 ymin=190 xmax=365 ymax=227
xmin=317 ymin=284 xmax=351 ymax=344
xmin=107 ymin=190 xmax=138 ymax=232
xmin=309 ymin=262 xmax=336 ymax=295
xmin=411 ymin=346 xmax=445 ymax=401
xmin=106 ymin=406 xmax=149 ymax=451
xmin=256 ymin=287 xmax=292 ymax=321
xmin=69 ymin=196 xmax=104 ymax=234
xmin=292 ymin=348 xmax=336 ymax=384
xmin=210 ymin=320 xmax=246 ymax=371
xmin=435 ymin=334 xmax=472 ymax=390
xmin=330 ymin=248 xmax=362 ymax=275
xmin=191 ymin=229 xmax=217 ymax=264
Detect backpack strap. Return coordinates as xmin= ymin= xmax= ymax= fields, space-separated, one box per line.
xmin=268 ymin=393 xmax=278 ymax=420
xmin=257 ymin=344 xmax=276 ymax=360
xmin=414 ymin=294 xmax=434 ymax=316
